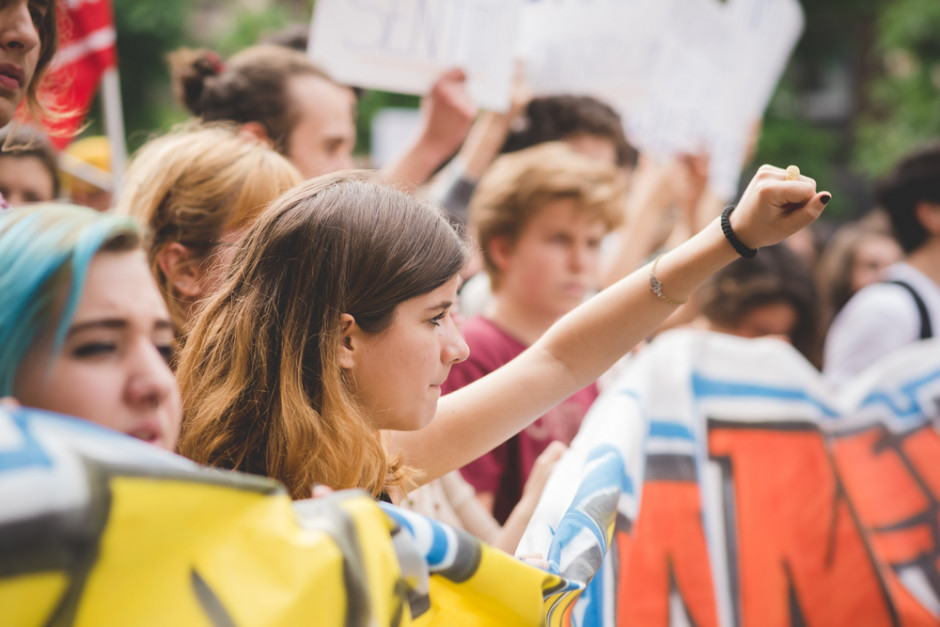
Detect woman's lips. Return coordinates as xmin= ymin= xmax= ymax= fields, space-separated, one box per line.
xmin=0 ymin=74 xmax=19 ymax=91
xmin=0 ymin=63 xmax=23 ymax=91
xmin=0 ymin=66 xmax=23 ymax=91
xmin=128 ymin=421 xmax=164 ymax=445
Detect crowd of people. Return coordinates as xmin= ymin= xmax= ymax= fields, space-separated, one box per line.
xmin=2 ymin=1 xmax=936 ymax=572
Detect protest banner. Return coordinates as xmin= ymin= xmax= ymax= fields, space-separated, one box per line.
xmin=308 ymin=0 xmax=522 ymax=111
xmin=5 ymin=336 xmax=940 ymax=624
xmin=0 ymin=406 xmax=577 ymax=625
xmin=521 ymin=330 xmax=940 ymax=625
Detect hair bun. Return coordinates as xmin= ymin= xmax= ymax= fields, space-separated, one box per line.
xmin=167 ymin=48 xmax=225 ymax=116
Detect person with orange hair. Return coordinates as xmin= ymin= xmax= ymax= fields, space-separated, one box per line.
xmin=116 ymin=123 xmax=302 ymax=340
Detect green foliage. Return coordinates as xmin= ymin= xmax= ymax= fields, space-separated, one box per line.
xmin=854 ymin=0 xmax=940 ymax=177
xmin=215 ymin=6 xmax=294 ymax=57
xmin=354 ymin=90 xmax=420 ymax=156
xmin=111 ymin=0 xmax=189 ymax=150
xmin=748 ymin=0 xmax=930 ymax=220
xmin=91 ymin=0 xmax=312 ymax=152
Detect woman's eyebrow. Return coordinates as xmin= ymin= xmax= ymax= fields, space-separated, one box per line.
xmin=67 ymin=319 xmax=174 ymax=335
xmin=425 ymin=301 xmax=453 ymax=313
xmin=67 ymin=319 xmax=127 ymax=336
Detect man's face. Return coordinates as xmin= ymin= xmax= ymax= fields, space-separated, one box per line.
xmin=493 ymin=198 xmax=607 ymax=320
xmin=284 ymin=74 xmax=357 ymax=179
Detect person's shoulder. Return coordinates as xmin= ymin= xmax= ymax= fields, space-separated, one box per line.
xmin=838 ymin=278 xmax=920 ymax=322
xmin=887 ymin=263 xmax=940 ymax=301
xmin=825 ymin=275 xmax=924 ymax=375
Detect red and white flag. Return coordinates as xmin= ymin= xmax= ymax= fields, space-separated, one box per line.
xmin=42 ymin=0 xmax=118 ymax=148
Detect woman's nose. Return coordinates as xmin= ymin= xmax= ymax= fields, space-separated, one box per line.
xmin=1 ymin=2 xmax=41 ymax=55
xmin=443 ymin=320 xmax=469 ymax=365
xmin=125 ymin=342 xmax=177 ymax=407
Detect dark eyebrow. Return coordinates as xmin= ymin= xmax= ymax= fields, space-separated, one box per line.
xmin=67 ymin=318 xmax=173 ymax=335
xmin=425 ymin=301 xmax=453 ymax=313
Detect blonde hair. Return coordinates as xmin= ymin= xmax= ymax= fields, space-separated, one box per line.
xmin=116 ymin=123 xmax=302 ymax=334
xmin=470 ymin=142 xmax=626 ymax=288
xmin=177 ymin=172 xmax=469 ymax=499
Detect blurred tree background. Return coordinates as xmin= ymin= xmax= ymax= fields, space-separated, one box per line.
xmin=102 ymin=0 xmax=312 ymax=150
xmin=89 ymin=0 xmax=939 ymax=223
xmin=753 ymin=0 xmax=940 ymax=220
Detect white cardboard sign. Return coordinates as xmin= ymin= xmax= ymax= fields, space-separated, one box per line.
xmin=520 ymin=0 xmax=805 ymax=198
xmin=308 ymin=0 xmax=522 ymax=112
xmin=311 ymin=0 xmax=804 ymax=196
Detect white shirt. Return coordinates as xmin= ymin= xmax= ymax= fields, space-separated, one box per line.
xmin=824 ymin=262 xmax=940 ymax=386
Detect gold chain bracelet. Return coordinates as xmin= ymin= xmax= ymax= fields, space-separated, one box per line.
xmin=648 ymin=254 xmax=688 ymax=306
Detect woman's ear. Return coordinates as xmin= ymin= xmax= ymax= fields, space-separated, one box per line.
xmin=338 ymin=313 xmax=358 ymax=370
xmin=238 ymin=122 xmax=273 ymax=147
xmin=156 ymin=243 xmax=203 ymax=299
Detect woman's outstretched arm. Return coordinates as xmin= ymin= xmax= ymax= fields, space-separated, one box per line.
xmin=390 ymin=165 xmax=829 ymax=486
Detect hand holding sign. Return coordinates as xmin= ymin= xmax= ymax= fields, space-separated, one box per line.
xmin=418 ymin=68 xmax=478 ymax=160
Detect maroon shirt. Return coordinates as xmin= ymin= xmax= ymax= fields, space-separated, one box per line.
xmin=442 ymin=316 xmax=597 ymax=524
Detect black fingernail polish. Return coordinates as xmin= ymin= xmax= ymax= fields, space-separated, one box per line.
xmin=820 ymin=193 xmax=831 ymax=206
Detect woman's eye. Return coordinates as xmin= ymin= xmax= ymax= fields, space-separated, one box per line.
xmin=430 ymin=313 xmax=446 ymax=327
xmin=156 ymin=344 xmax=175 ymax=364
xmin=28 ymin=2 xmax=47 ymax=26
xmin=72 ymin=342 xmax=116 ymax=358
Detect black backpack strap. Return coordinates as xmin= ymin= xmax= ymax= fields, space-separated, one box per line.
xmin=885 ymin=280 xmax=933 ymax=340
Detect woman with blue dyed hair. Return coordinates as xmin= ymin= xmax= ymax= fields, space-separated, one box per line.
xmin=0 ymin=204 xmax=182 ymax=450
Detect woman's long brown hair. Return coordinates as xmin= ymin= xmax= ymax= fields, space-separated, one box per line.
xmin=176 ymin=172 xmax=468 ymax=499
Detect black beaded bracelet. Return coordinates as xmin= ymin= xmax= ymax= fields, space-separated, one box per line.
xmin=720 ymin=205 xmax=758 ymax=258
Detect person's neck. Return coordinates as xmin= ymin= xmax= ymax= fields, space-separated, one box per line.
xmin=484 ymin=293 xmax=564 ymax=347
xmin=906 ymin=239 xmax=940 ymax=286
